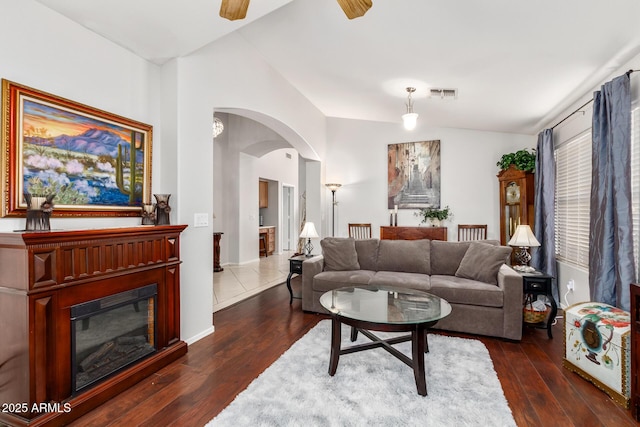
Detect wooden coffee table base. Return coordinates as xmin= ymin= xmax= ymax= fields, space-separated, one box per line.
xmin=328 ymin=316 xmax=437 ymax=396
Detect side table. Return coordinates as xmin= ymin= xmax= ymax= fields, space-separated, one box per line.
xmin=520 ymin=269 xmax=557 ymax=338
xmin=287 ymin=255 xmax=307 ymax=304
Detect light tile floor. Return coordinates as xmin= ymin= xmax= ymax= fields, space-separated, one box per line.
xmin=213 ymin=251 xmax=296 ymax=312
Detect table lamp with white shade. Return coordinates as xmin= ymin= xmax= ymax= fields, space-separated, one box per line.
xmin=508 ymin=225 xmax=540 ymax=272
xmin=300 ymin=222 xmax=319 ymax=257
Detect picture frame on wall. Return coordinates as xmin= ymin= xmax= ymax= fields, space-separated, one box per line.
xmin=1 ymin=79 xmax=153 ymax=217
xmin=387 ymin=140 xmax=441 ymax=209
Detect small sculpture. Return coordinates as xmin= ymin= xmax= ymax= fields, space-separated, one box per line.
xmin=24 ymin=193 xmax=55 ymax=231
xmin=141 ymin=203 xmax=156 ymax=225
xmin=154 ymin=194 xmax=171 ymax=225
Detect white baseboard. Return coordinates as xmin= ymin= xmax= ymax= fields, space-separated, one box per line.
xmin=185 ymin=325 xmax=215 ymax=345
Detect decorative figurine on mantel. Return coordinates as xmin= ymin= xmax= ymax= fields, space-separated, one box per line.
xmin=24 ymin=193 xmax=55 ymax=231
xmin=141 ymin=203 xmax=156 ymax=225
xmin=154 ymin=194 xmax=171 ymax=225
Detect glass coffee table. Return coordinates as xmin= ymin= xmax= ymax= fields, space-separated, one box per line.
xmin=319 ymin=285 xmax=451 ymax=396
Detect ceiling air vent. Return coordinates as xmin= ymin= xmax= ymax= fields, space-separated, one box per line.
xmin=429 ymin=88 xmax=458 ymax=100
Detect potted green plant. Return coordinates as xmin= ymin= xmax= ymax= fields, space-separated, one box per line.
xmin=496 ymin=148 xmax=536 ymax=172
xmin=415 ymin=205 xmax=452 ymax=226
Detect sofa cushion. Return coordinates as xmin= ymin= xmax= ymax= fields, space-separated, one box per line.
xmin=430 ymin=275 xmax=504 ymax=307
xmin=312 ymin=270 xmax=375 ymax=292
xmin=369 ymin=271 xmax=431 ymax=292
xmin=321 ymin=237 xmax=360 ymax=271
xmin=455 ymin=242 xmax=512 ymax=285
xmin=376 ymin=239 xmax=430 ymax=274
xmin=430 ymin=241 xmax=472 ymax=275
xmin=354 ymin=239 xmax=379 ymax=271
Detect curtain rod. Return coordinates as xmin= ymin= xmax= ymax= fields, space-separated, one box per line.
xmin=550 ymin=98 xmax=593 ymax=130
xmin=551 ymin=69 xmax=639 ymax=130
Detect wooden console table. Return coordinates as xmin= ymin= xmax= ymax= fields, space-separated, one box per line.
xmin=380 ymin=226 xmax=447 ymax=241
xmin=0 ymin=225 xmax=188 ymax=427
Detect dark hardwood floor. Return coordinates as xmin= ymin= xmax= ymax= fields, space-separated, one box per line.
xmin=70 ymin=278 xmax=637 ymax=426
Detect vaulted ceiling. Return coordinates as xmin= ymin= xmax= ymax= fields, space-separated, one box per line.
xmin=35 ymin=0 xmax=640 ymax=134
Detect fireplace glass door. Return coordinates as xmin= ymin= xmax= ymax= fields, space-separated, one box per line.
xmin=71 ymin=284 xmax=158 ymax=393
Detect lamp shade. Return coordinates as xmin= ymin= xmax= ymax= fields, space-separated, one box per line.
xmin=299 ymin=222 xmax=319 ymax=239
xmin=325 ymin=183 xmax=342 ymax=192
xmin=402 ymin=112 xmax=418 ymax=130
xmin=508 ymin=225 xmax=540 ymax=247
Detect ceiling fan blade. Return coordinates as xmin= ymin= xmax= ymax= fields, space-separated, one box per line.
xmin=220 ymin=0 xmax=250 ymax=21
xmin=336 ymin=0 xmax=372 ymax=19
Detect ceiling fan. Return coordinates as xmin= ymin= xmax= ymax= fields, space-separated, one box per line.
xmin=219 ymin=0 xmax=373 ymax=21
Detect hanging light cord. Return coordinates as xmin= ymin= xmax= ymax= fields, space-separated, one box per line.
xmin=405 ymin=87 xmax=416 ymax=113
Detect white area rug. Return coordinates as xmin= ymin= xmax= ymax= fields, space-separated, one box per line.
xmin=207 ymin=320 xmax=515 ymax=426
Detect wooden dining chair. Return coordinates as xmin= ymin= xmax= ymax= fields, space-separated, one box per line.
xmin=348 ymin=223 xmax=372 ymax=239
xmin=458 ymin=224 xmax=487 ymax=241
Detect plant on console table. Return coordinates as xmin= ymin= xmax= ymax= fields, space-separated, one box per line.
xmin=496 ymin=148 xmax=536 ymax=172
xmin=415 ymin=206 xmax=452 ymax=227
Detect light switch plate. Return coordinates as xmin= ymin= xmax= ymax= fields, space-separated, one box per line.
xmin=193 ymin=213 xmax=209 ymax=227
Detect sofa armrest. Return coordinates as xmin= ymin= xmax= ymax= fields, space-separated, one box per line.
xmin=302 ymin=255 xmax=324 ymax=311
xmin=497 ymin=264 xmax=524 ymax=340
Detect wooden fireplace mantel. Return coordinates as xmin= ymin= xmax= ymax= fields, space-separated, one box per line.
xmin=0 ymin=225 xmax=188 ymax=427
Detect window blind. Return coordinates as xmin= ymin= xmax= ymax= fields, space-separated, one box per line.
xmin=554 ymin=132 xmax=592 ymax=268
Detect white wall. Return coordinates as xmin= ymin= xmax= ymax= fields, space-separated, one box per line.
xmin=0 ymin=2 xmax=330 ymax=344
xmin=306 ymin=161 xmax=323 ymax=250
xmin=257 ymin=148 xmax=299 ymax=256
xmin=174 ymin=31 xmax=328 ymax=340
xmin=0 ymin=1 xmax=162 ymax=233
xmin=325 ymin=118 xmax=536 ymax=241
xmin=214 ymin=114 xmax=301 ymax=265
xmin=238 ymin=152 xmax=259 ymax=262
xmin=232 ymin=148 xmax=299 ymax=264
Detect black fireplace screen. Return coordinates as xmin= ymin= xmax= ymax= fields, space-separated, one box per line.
xmin=71 ymin=284 xmax=158 ymax=393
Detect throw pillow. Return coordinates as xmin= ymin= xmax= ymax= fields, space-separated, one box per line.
xmin=430 ymin=241 xmax=472 ymax=275
xmin=455 ymin=242 xmax=512 ymax=285
xmin=321 ymin=237 xmax=360 ymax=271
xmin=354 ymin=239 xmax=379 ymax=271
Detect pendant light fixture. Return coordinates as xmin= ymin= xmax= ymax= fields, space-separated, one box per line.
xmin=213 ymin=116 xmax=224 ymax=138
xmin=402 ymin=87 xmax=418 ymax=130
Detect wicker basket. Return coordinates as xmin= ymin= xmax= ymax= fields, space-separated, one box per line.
xmin=523 ymin=306 xmax=549 ymax=323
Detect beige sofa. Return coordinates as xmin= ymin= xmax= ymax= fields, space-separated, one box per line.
xmin=301 ymin=237 xmax=523 ymax=341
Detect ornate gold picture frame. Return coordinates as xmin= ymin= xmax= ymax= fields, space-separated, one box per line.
xmin=1 ymin=80 xmax=152 ymax=217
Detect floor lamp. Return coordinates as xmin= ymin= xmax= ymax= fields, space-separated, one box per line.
xmin=325 ymin=183 xmax=341 ymax=236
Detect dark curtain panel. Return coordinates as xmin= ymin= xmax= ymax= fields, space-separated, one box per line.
xmin=589 ymin=74 xmax=635 ymax=311
xmin=531 ymin=129 xmax=557 ymax=303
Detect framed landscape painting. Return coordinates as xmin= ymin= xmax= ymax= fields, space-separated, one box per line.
xmin=388 ymin=140 xmax=441 ymax=209
xmin=1 ymin=80 xmax=153 ymax=217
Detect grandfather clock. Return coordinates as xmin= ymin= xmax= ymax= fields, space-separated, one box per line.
xmin=498 ymin=165 xmax=535 ymax=246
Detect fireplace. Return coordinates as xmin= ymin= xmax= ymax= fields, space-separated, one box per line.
xmin=0 ymin=225 xmax=187 ymax=427
xmin=71 ymin=284 xmax=158 ymax=393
